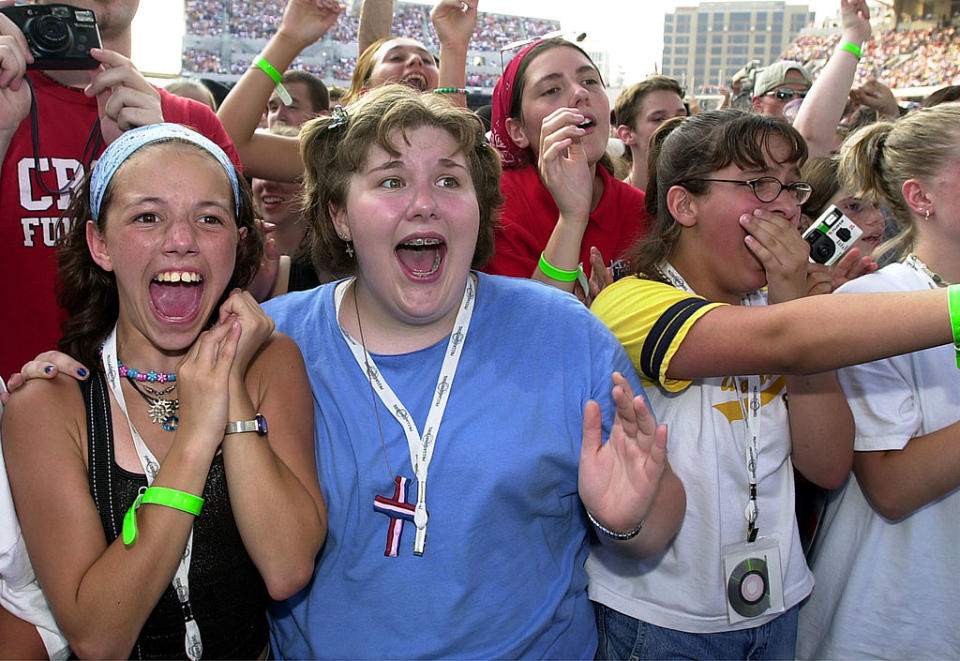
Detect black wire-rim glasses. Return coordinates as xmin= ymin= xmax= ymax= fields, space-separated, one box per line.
xmin=683 ymin=176 xmax=813 ymax=204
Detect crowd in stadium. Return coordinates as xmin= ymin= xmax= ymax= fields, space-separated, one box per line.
xmin=182 ymin=0 xmax=560 ymax=83
xmin=4 ymin=0 xmax=960 ymax=659
xmin=784 ymin=24 xmax=960 ymax=89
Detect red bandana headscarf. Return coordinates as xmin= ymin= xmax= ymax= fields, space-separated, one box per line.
xmin=490 ymin=41 xmax=541 ymax=169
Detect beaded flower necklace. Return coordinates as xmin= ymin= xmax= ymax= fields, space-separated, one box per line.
xmin=114 ymin=356 xmax=179 ymax=432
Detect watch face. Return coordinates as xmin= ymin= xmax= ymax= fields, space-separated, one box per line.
xmin=255 ymin=414 xmax=268 ymax=436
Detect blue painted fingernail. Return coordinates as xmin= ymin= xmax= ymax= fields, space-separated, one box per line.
xmin=77 ymin=368 xmax=88 ymax=377
xmin=44 ymin=365 xmax=53 ymax=374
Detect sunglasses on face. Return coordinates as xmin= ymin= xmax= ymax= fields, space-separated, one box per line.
xmin=767 ymin=88 xmax=808 ymax=101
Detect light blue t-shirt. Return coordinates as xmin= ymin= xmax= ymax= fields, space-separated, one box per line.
xmin=263 ymin=272 xmax=646 ymax=660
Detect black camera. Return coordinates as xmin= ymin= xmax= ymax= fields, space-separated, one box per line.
xmin=0 ymin=3 xmax=101 ymax=70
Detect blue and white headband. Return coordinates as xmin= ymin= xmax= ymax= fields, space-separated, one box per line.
xmin=89 ymin=123 xmax=240 ymax=220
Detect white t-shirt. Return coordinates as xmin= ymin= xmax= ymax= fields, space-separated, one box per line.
xmin=588 ymin=279 xmax=813 ymax=634
xmin=797 ymin=263 xmax=960 ymax=659
xmin=0 ymin=377 xmax=70 ymax=659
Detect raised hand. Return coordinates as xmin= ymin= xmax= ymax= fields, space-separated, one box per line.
xmin=850 ymin=79 xmax=899 ymax=119
xmin=278 ymin=0 xmax=345 ymax=50
xmin=0 ymin=3 xmax=33 ymax=133
xmin=806 ymin=246 xmax=878 ymax=296
xmin=430 ymin=0 xmax=478 ymax=50
xmin=216 ymin=288 xmax=275 ymax=379
xmin=740 ymin=208 xmax=810 ymax=304
xmin=840 ymin=0 xmax=871 ymax=47
xmin=84 ymin=48 xmax=162 ymax=145
xmin=579 ymin=372 xmax=668 ymax=535
xmin=538 ymin=107 xmax=594 ymax=224
xmin=175 ymin=318 xmax=241 ymax=449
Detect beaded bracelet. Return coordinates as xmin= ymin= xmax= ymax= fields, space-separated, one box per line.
xmin=122 ymin=486 xmax=204 ymax=546
xmin=253 ymin=56 xmax=292 ymax=106
xmin=587 ymin=509 xmax=644 ymax=540
xmin=538 ymin=252 xmax=582 ymax=282
xmin=839 ymin=42 xmax=863 ymax=59
xmin=433 ymin=87 xmax=468 ymax=95
xmin=948 ymin=284 xmax=960 ymax=368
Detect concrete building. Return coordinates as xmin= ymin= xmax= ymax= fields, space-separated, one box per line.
xmin=661 ymin=1 xmax=813 ymax=90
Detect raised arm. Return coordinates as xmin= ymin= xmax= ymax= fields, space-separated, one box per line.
xmin=2 ymin=322 xmax=240 ymax=659
xmin=579 ymin=372 xmax=685 ymax=559
xmin=0 ymin=3 xmax=33 ymax=166
xmin=217 ymin=0 xmax=343 ymax=181
xmin=358 ymin=0 xmax=394 ymax=55
xmin=667 ymin=287 xmax=952 ymax=379
xmin=215 ymin=291 xmax=326 ymax=600
xmin=533 ymin=107 xmax=595 ymax=293
xmin=793 ymin=0 xmax=871 ymax=157
xmin=430 ymin=0 xmax=477 ymax=108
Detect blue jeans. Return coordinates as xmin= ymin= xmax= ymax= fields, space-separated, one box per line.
xmin=594 ymin=602 xmax=799 ymax=660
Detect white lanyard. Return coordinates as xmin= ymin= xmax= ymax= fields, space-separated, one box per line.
xmin=335 ymin=276 xmax=476 ymax=555
xmin=101 ymin=327 xmax=203 ymax=660
xmin=658 ymin=262 xmax=764 ymax=541
xmin=902 ymin=253 xmax=945 ymax=289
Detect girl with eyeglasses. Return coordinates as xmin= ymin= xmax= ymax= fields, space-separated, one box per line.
xmin=587 ymin=108 xmax=960 ymax=659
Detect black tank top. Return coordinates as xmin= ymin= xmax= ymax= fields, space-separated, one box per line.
xmin=82 ymin=372 xmax=269 ymax=660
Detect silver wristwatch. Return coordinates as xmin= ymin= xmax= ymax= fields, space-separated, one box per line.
xmin=224 ymin=413 xmax=268 ymax=436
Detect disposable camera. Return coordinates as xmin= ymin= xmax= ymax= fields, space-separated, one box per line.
xmin=0 ymin=3 xmax=101 ymax=70
xmin=802 ymin=204 xmax=863 ymax=266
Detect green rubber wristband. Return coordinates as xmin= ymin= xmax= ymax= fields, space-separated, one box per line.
xmin=433 ymin=87 xmax=468 ymax=95
xmin=839 ymin=42 xmax=863 ymax=59
xmin=253 ymin=56 xmax=282 ymax=84
xmin=538 ymin=252 xmax=582 ymax=282
xmin=253 ymin=57 xmax=292 ymax=105
xmin=122 ymin=486 xmax=204 ymax=546
xmin=949 ymin=284 xmax=960 ymax=368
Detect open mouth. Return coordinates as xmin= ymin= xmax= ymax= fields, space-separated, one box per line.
xmin=577 ymin=118 xmax=595 ymax=130
xmin=396 ymin=237 xmax=444 ymax=278
xmin=861 ymin=232 xmax=884 ymax=246
xmin=402 ymin=74 xmax=428 ymax=91
xmin=260 ymin=195 xmax=285 ymax=206
xmin=149 ymin=270 xmax=205 ymax=321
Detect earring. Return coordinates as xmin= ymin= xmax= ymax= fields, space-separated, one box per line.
xmin=345 ymin=241 xmax=355 ymax=258
xmin=925 ymin=209 xmax=932 ymax=220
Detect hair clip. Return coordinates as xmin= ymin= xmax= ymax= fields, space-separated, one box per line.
xmin=328 ymin=105 xmax=349 ymax=131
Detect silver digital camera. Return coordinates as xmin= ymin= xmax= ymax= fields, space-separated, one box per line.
xmin=0 ymin=3 xmax=101 ymax=70
xmin=802 ymin=204 xmax=863 ymax=266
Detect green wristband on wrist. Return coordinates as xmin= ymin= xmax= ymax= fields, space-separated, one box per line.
xmin=433 ymin=87 xmax=468 ymax=95
xmin=839 ymin=42 xmax=863 ymax=59
xmin=122 ymin=486 xmax=204 ymax=546
xmin=948 ymin=284 xmax=960 ymax=368
xmin=253 ymin=56 xmax=292 ymax=106
xmin=538 ymin=252 xmax=582 ymax=282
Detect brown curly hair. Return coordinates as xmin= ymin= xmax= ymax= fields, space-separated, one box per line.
xmin=56 ymin=139 xmax=264 ymax=368
xmin=299 ymin=84 xmax=503 ymax=277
